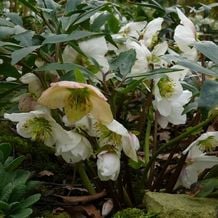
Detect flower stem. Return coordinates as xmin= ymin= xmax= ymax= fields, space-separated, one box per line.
xmin=77 ymin=162 xmax=96 ymax=195
xmin=144 ymin=108 xmax=152 ymax=165
xmin=143 ymin=113 xmax=216 ymax=181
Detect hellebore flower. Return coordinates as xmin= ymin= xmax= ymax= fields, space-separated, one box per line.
xmin=20 ymin=73 xmax=43 ymax=97
xmin=97 ymin=151 xmax=120 ymax=181
xmin=97 ymin=119 xmax=139 ymax=162
xmin=175 ymin=132 xmax=218 ymax=189
xmin=174 ymin=8 xmax=197 ymax=60
xmin=38 ymin=81 xmax=113 ymax=125
xmin=79 ymin=37 xmax=109 ymax=73
xmin=153 ymin=71 xmax=192 ymax=128
xmin=55 ymin=131 xmax=93 ymax=164
xmin=4 ymin=110 xmax=62 ymax=147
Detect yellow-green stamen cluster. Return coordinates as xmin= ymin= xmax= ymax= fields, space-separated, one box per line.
xmin=24 ymin=117 xmax=52 ymax=142
xmin=95 ymin=123 xmax=122 ymax=148
xmin=158 ymin=77 xmax=175 ymax=98
xmin=198 ymin=136 xmax=218 ymax=152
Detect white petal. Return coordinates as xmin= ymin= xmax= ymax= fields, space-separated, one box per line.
xmin=152 ymin=41 xmax=168 ymax=56
xmin=106 ymin=120 xmax=128 ymax=136
xmin=4 ymin=112 xmax=33 ymax=122
xmin=156 ymin=100 xmax=172 ymax=116
xmin=62 ymin=45 xmax=78 ymax=63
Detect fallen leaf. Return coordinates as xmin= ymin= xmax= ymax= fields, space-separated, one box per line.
xmin=38 ymin=170 xmax=54 ymax=177
xmin=102 ymin=199 xmax=113 ymax=216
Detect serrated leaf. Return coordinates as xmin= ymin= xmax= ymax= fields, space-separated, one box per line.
xmin=195 ymin=41 xmax=218 ymax=65
xmin=198 ymin=80 xmax=218 ymax=109
xmin=10 ymin=208 xmax=32 ymax=218
xmin=18 ymin=194 xmax=41 ymax=209
xmin=4 ymin=156 xmax=25 ymax=171
xmin=11 ymin=45 xmax=41 ymax=65
xmin=42 ymin=31 xmax=101 ymax=44
xmin=110 ymin=49 xmax=136 ymax=77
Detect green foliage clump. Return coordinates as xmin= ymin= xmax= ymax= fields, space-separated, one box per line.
xmin=0 ymin=142 xmax=40 ymax=218
xmin=113 ymin=208 xmax=158 ymax=218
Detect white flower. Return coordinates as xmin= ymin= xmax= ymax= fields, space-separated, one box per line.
xmin=55 ymin=131 xmax=93 ymax=164
xmin=143 ymin=17 xmax=163 ymax=48
xmin=119 ymin=21 xmax=147 ymax=39
xmin=20 ymin=73 xmax=43 ymax=97
xmin=97 ymin=151 xmax=120 ymax=181
xmin=4 ymin=110 xmax=63 ymax=147
xmin=174 ymin=8 xmax=197 ymax=61
xmin=175 ymin=132 xmax=218 ymax=189
xmin=153 ymin=71 xmax=192 ymax=128
xmin=100 ymin=119 xmax=140 ymax=162
xmin=79 ymin=37 xmax=109 ymax=73
xmin=125 ymin=40 xmax=168 ymax=75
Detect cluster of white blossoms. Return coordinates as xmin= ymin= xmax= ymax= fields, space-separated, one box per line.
xmin=4 ymin=80 xmax=139 ymax=181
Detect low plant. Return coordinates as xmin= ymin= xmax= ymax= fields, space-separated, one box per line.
xmin=0 ymin=143 xmax=40 ymax=218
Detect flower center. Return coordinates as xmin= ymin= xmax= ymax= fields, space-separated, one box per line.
xmin=198 ymin=136 xmax=218 ymax=152
xmin=24 ymin=117 xmax=52 ymax=142
xmin=95 ymin=123 xmax=122 ymax=148
xmin=158 ymin=77 xmax=175 ymax=98
xmin=65 ymin=88 xmax=92 ymax=122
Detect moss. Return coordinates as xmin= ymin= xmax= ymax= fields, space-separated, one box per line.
xmin=113 ymin=208 xmax=158 ymax=218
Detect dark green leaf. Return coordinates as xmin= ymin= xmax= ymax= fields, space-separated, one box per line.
xmin=18 ymin=194 xmax=41 ymax=209
xmin=65 ymin=0 xmax=81 ymax=14
xmin=10 ymin=208 xmax=32 ymax=218
xmin=164 ymin=55 xmax=218 ymax=77
xmin=5 ymin=156 xmax=25 ymax=171
xmin=42 ymin=31 xmax=101 ymax=44
xmin=6 ymin=13 xmax=23 ymax=26
xmin=11 ymin=45 xmax=41 ymax=65
xmin=107 ymin=14 xmax=120 ymax=33
xmin=0 ymin=143 xmax=12 ymax=163
xmin=195 ymin=41 xmax=218 ymax=65
xmin=198 ymin=80 xmax=218 ymax=109
xmin=0 ymin=63 xmax=21 ymax=79
xmin=0 ymin=201 xmax=10 ymax=211
xmin=110 ymin=49 xmax=136 ymax=77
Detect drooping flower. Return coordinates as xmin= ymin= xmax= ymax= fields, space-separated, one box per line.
xmin=38 ymin=81 xmax=113 ymax=125
xmin=96 ymin=119 xmax=139 ymax=162
xmin=20 ymin=73 xmax=43 ymax=97
xmin=97 ymin=151 xmax=120 ymax=181
xmin=4 ymin=110 xmax=62 ymax=147
xmin=174 ymin=8 xmax=198 ymax=60
xmin=55 ymin=131 xmax=93 ymax=164
xmin=175 ymin=132 xmax=218 ymax=189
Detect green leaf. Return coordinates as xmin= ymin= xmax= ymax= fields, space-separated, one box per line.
xmin=6 ymin=13 xmax=23 ymax=26
xmin=164 ymin=55 xmax=218 ymax=77
xmin=110 ymin=49 xmax=136 ymax=77
xmin=0 ymin=183 xmax=13 ymax=202
xmin=18 ymin=194 xmax=41 ymax=209
xmin=198 ymin=80 xmax=218 ymax=109
xmin=4 ymin=156 xmax=25 ymax=172
xmin=0 ymin=27 xmax=15 ymax=40
xmin=11 ymin=45 xmax=41 ymax=65
xmin=91 ymin=13 xmax=111 ymax=31
xmin=42 ymin=31 xmax=101 ymax=44
xmin=0 ymin=143 xmax=12 ymax=163
xmin=65 ymin=0 xmax=81 ymax=13
xmin=74 ymin=68 xmax=86 ymax=83
xmin=197 ymin=178 xmax=218 ymax=197
xmin=0 ymin=63 xmax=21 ymax=79
xmin=0 ymin=201 xmax=10 ymax=211
xmin=195 ymin=41 xmax=218 ymax=65
xmin=107 ymin=14 xmax=120 ymax=33
xmin=10 ymin=208 xmax=32 ymax=218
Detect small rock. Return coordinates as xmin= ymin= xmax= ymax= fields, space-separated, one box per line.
xmin=144 ymin=191 xmax=218 ymax=218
